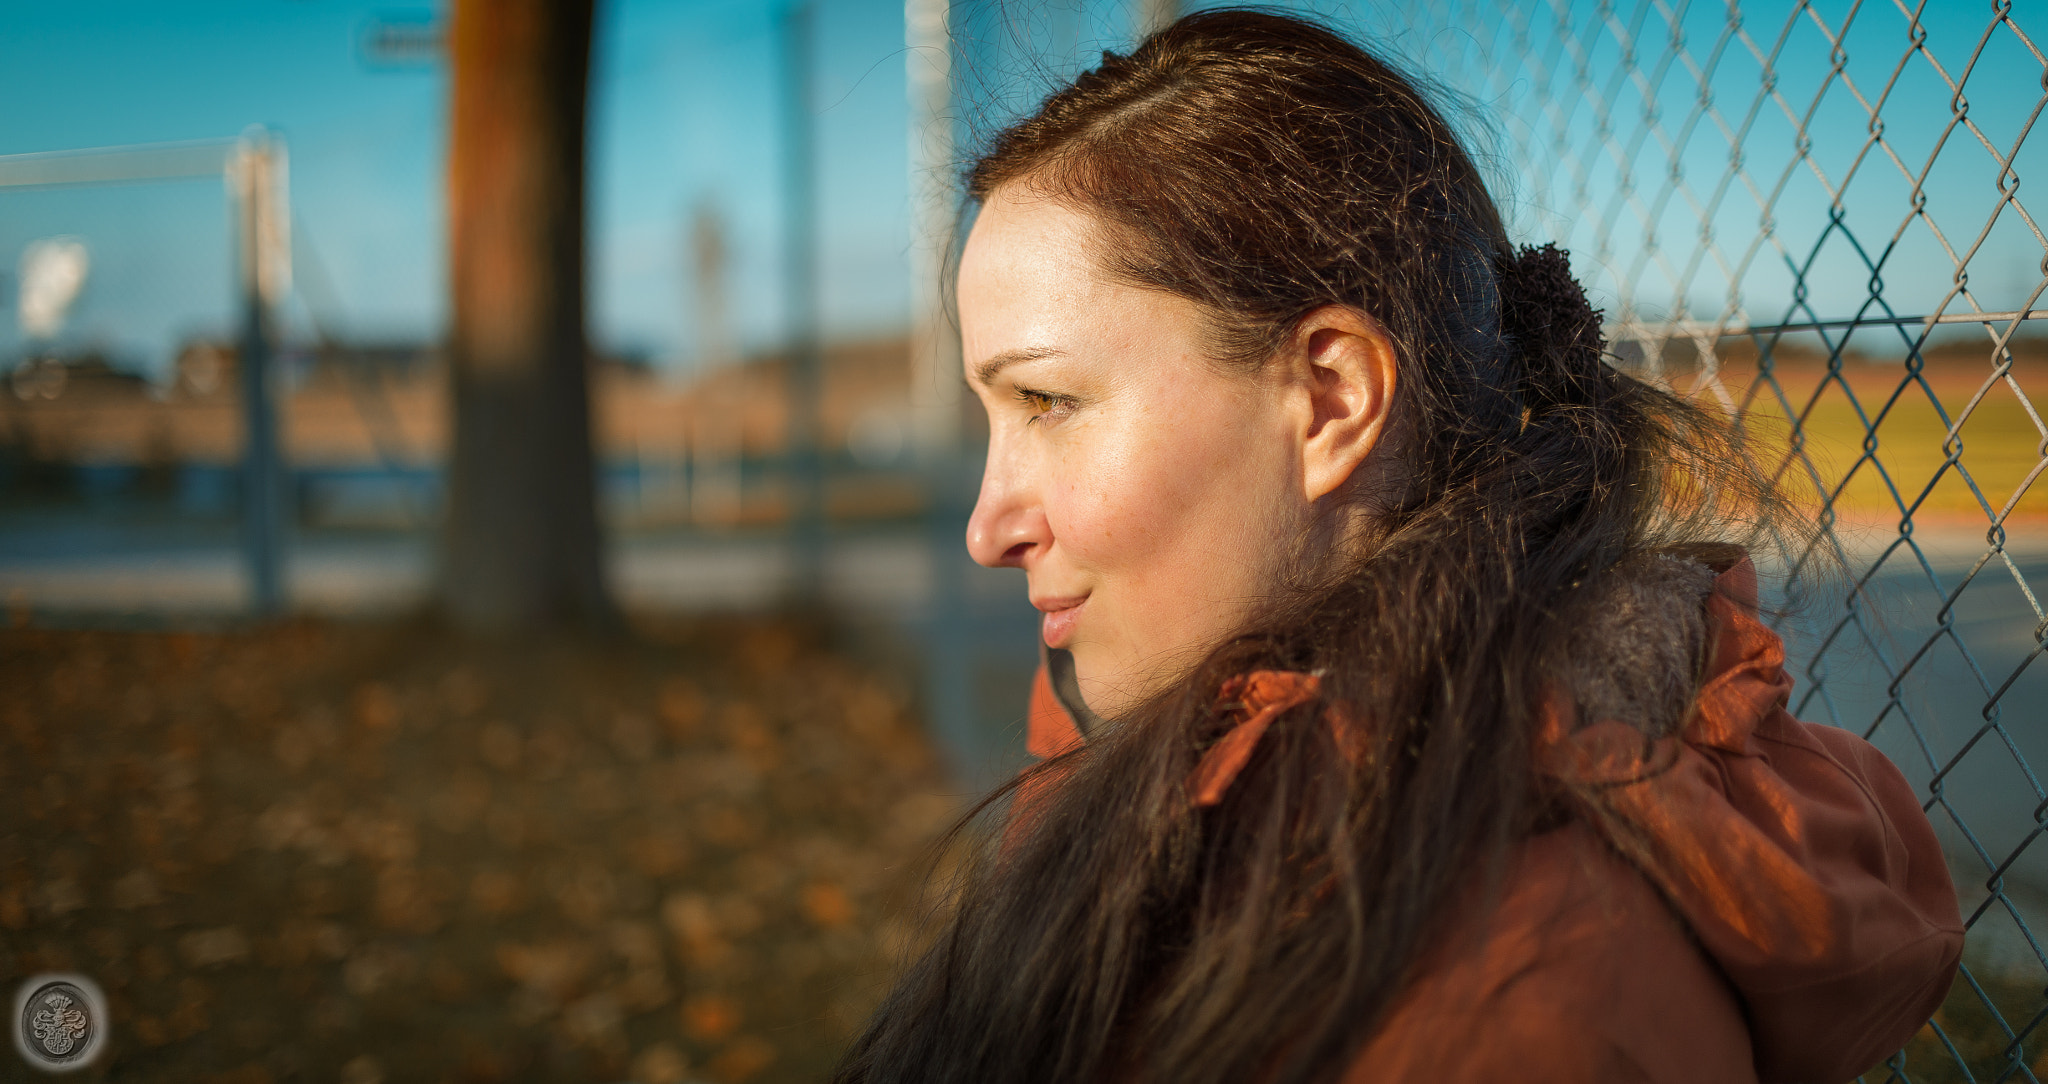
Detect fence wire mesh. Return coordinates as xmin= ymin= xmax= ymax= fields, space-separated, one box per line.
xmin=1359 ymin=0 xmax=2048 ymax=1077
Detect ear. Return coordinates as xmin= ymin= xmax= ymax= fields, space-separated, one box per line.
xmin=1287 ymin=305 xmax=1399 ymax=503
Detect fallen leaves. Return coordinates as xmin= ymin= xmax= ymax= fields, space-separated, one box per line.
xmin=801 ymin=881 xmax=854 ymax=930
xmin=0 ymin=616 xmax=956 ymax=1081
xmin=177 ymin=926 xmax=251 ymax=968
xmin=659 ymin=678 xmax=706 ymax=739
xmin=681 ymin=994 xmax=742 ymax=1042
xmin=350 ymin=682 xmax=402 ymax=733
xmin=339 ymin=1054 xmax=384 ymax=1084
xmin=469 ymin=868 xmax=525 ymax=917
xmin=709 ymin=1035 xmax=778 ymax=1083
xmin=341 ymin=942 xmax=415 ymax=997
xmin=633 ymin=1040 xmax=692 ymax=1084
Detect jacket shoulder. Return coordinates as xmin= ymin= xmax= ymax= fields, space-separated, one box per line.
xmin=1348 ymin=823 xmax=1757 ymax=1084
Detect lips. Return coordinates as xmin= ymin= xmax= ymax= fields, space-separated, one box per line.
xmin=1033 ymin=595 xmax=1086 ymax=649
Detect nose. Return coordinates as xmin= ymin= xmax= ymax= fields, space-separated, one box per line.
xmin=965 ymin=441 xmax=1047 ymax=569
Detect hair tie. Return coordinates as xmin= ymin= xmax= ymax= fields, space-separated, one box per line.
xmin=1497 ymin=243 xmax=1605 ymax=374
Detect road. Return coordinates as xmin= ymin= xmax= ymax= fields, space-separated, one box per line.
xmin=1771 ymin=524 xmax=2048 ymax=979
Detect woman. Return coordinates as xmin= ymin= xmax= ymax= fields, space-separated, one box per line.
xmin=842 ymin=10 xmax=1962 ymax=1083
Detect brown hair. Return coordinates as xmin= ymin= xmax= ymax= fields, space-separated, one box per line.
xmin=839 ymin=9 xmax=1793 ymax=1083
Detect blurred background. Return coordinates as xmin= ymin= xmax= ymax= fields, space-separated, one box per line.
xmin=3 ymin=0 xmax=2047 ymax=1080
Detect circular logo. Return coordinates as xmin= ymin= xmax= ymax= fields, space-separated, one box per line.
xmin=13 ymin=974 xmax=107 ymax=1073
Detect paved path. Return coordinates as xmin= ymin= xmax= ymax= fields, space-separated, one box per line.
xmin=0 ymin=529 xmax=1024 ymax=620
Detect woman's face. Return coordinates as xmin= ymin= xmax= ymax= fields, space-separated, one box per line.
xmin=959 ymin=187 xmax=1393 ymax=717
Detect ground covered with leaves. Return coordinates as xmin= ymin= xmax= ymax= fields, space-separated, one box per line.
xmin=8 ymin=615 xmax=2031 ymax=1084
xmin=0 ymin=617 xmax=961 ymax=1083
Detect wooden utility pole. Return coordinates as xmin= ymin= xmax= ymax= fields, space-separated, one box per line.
xmin=440 ymin=0 xmax=611 ymax=631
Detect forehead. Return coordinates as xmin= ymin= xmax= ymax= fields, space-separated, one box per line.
xmin=960 ymin=188 xmax=1117 ymax=310
xmin=957 ymin=188 xmax=1164 ymax=360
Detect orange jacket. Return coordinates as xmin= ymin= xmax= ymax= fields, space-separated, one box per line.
xmin=1023 ymin=560 xmax=1963 ymax=1083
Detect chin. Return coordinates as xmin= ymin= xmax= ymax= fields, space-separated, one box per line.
xmin=1071 ymin=653 xmax=1159 ymax=719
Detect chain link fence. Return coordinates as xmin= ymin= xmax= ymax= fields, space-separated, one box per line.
xmin=1354 ymin=0 xmax=2047 ymax=1077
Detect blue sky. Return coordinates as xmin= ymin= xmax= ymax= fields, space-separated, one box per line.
xmin=0 ymin=0 xmax=1163 ymax=381
xmin=2 ymin=2 xmax=454 ymax=371
xmin=1440 ymin=0 xmax=2048 ymax=348
xmin=1 ymin=0 xmax=2039 ymax=381
xmin=0 ymin=0 xmax=957 ymax=379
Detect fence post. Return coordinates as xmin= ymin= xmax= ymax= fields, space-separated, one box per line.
xmin=905 ymin=0 xmax=982 ymax=780
xmin=234 ymin=130 xmax=287 ymax=618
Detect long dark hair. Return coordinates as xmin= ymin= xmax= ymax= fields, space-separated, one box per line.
xmin=840 ymin=10 xmax=1796 ymax=1083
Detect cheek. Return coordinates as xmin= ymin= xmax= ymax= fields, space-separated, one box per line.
xmin=1049 ymin=397 xmax=1298 ymax=637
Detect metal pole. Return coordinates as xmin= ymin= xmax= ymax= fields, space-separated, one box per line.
xmin=1135 ymin=0 xmax=1178 ymax=38
xmin=783 ymin=0 xmax=826 ymax=604
xmin=689 ymin=202 xmax=742 ymax=526
xmin=0 ymin=138 xmax=237 ymax=190
xmin=906 ymin=0 xmax=982 ymax=782
xmin=907 ymin=0 xmax=958 ymax=461
xmin=234 ymin=131 xmax=287 ymax=617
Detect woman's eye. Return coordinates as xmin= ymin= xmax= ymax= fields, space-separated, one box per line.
xmin=1016 ymin=389 xmax=1074 ymax=424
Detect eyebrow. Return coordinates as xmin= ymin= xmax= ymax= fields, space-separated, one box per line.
xmin=973 ymin=346 xmax=1065 ymax=387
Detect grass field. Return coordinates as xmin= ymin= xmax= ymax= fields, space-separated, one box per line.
xmin=1659 ymin=338 xmax=2048 ymax=529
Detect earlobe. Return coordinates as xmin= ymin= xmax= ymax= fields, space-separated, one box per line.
xmin=1296 ymin=306 xmax=1398 ymax=503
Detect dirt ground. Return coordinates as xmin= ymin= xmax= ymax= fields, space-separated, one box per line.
xmin=0 ymin=616 xmax=962 ymax=1083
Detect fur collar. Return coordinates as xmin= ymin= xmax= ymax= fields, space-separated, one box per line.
xmin=1561 ymin=554 xmax=1718 ymax=738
